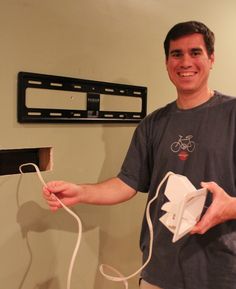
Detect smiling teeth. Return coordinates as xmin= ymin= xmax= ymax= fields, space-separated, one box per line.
xmin=179 ymin=72 xmax=195 ymax=77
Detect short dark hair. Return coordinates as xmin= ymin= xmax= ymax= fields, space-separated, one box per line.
xmin=164 ymin=21 xmax=215 ymax=59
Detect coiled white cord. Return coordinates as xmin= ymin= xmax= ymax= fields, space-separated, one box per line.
xmin=19 ymin=163 xmax=82 ymax=289
xmin=99 ymin=171 xmax=174 ymax=288
xmin=19 ymin=163 xmax=173 ymax=289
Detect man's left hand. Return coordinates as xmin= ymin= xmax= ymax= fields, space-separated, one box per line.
xmin=190 ymin=181 xmax=236 ymax=234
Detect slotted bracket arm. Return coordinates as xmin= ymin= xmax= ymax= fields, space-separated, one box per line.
xmin=17 ymin=72 xmax=147 ymax=123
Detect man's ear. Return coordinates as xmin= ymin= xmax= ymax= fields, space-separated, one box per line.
xmin=209 ymin=53 xmax=215 ymax=68
xmin=165 ymin=57 xmax=169 ymax=69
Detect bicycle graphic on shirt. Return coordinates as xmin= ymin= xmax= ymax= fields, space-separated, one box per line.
xmin=170 ymin=135 xmax=195 ymax=153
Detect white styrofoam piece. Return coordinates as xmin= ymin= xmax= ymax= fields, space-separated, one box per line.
xmin=159 ymin=174 xmax=207 ymax=242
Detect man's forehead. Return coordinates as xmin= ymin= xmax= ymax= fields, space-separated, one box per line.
xmin=169 ymin=34 xmax=206 ymax=51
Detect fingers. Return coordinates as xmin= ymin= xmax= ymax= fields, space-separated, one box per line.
xmin=190 ymin=209 xmax=213 ymax=234
xmin=201 ymin=181 xmax=224 ymax=197
xmin=43 ymin=181 xmax=67 ymax=199
xmin=189 ymin=182 xmax=214 ymax=234
xmin=191 ymin=181 xmax=236 ymax=235
xmin=42 ymin=181 xmax=80 ymax=211
xmin=44 ymin=181 xmax=66 ymax=194
xmin=43 ymin=182 xmax=64 ymax=211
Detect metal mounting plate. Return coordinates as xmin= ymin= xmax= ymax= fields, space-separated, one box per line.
xmin=17 ymin=72 xmax=147 ymax=123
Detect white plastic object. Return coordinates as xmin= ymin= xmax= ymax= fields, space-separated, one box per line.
xmin=159 ymin=174 xmax=207 ymax=242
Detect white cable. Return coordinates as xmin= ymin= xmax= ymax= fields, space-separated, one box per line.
xmin=19 ymin=163 xmax=174 ymax=289
xmin=99 ymin=171 xmax=174 ymax=288
xmin=19 ymin=163 xmax=82 ymax=289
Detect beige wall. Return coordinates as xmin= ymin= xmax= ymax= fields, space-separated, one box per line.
xmin=1 ymin=0 xmax=236 ymax=289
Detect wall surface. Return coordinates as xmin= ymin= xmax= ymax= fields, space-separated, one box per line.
xmin=1 ymin=0 xmax=236 ymax=289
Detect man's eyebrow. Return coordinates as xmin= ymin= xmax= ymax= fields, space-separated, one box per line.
xmin=191 ymin=47 xmax=203 ymax=52
xmin=169 ymin=49 xmax=182 ymax=55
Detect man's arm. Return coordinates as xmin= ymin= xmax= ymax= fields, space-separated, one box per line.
xmin=190 ymin=181 xmax=236 ymax=234
xmin=43 ymin=177 xmax=137 ymax=211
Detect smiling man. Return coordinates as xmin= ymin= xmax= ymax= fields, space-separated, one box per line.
xmin=43 ymin=21 xmax=236 ymax=289
xmin=165 ymin=26 xmax=215 ymax=109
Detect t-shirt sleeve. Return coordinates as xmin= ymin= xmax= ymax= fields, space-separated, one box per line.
xmin=117 ymin=120 xmax=151 ymax=193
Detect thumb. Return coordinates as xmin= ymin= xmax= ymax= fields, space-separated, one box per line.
xmin=201 ymin=181 xmax=224 ymax=199
xmin=44 ymin=181 xmax=65 ymax=194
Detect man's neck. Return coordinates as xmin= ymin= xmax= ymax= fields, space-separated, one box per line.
xmin=176 ymin=89 xmax=214 ymax=109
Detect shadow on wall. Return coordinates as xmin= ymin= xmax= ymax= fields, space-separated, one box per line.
xmin=17 ymin=201 xmax=78 ymax=237
xmin=16 ymin=173 xmax=81 ymax=289
xmin=16 ymin=122 xmax=141 ymax=289
xmin=35 ymin=278 xmax=60 ymax=289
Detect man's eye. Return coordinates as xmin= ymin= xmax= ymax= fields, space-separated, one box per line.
xmin=191 ymin=50 xmax=202 ymax=57
xmin=171 ymin=52 xmax=182 ymax=58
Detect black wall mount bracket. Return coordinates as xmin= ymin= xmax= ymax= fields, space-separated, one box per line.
xmin=17 ymin=72 xmax=147 ymax=123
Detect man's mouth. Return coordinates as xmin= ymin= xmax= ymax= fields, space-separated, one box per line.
xmin=178 ymin=72 xmax=197 ymax=77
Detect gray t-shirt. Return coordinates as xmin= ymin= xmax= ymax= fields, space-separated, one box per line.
xmin=118 ymin=91 xmax=236 ymax=289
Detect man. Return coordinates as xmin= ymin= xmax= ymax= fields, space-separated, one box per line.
xmin=43 ymin=21 xmax=236 ymax=289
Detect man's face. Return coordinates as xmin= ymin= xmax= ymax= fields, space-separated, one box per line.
xmin=166 ymin=33 xmax=214 ymax=96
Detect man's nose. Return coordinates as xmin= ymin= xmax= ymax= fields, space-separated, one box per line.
xmin=180 ymin=54 xmax=192 ymax=68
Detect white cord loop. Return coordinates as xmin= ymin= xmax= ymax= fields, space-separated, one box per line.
xmin=99 ymin=171 xmax=174 ymax=288
xmin=19 ymin=163 xmax=82 ymax=289
xmin=19 ymin=163 xmax=174 ymax=289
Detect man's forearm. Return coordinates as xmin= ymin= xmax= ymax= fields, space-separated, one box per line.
xmin=78 ymin=177 xmax=137 ymax=205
